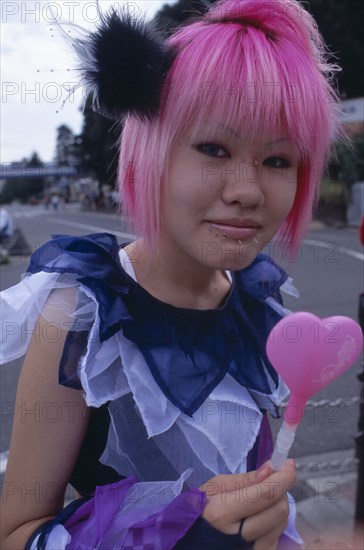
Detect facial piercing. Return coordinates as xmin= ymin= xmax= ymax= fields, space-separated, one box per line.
xmin=222 ymin=235 xmax=226 ymax=240
xmin=237 ymin=240 xmax=242 ymax=245
xmin=254 ymin=160 xmax=259 ymax=167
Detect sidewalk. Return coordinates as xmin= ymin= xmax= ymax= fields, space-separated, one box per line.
xmin=295 ymin=448 xmax=364 ymax=549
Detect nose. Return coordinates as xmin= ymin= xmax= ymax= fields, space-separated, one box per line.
xmin=220 ymin=161 xmax=265 ymax=208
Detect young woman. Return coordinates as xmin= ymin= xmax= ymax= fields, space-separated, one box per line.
xmin=0 ymin=0 xmax=341 ymax=548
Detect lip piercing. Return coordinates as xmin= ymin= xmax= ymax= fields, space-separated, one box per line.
xmin=237 ymin=240 xmax=242 ymax=245
xmin=222 ymin=235 xmax=226 ymax=240
xmin=254 ymin=160 xmax=259 ymax=166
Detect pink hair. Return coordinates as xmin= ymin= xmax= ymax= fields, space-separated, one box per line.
xmin=118 ymin=0 xmax=342 ymax=245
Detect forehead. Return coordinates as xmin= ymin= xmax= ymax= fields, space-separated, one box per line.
xmin=181 ymin=119 xmax=295 ymax=148
xmin=165 ymin=14 xmax=324 ymax=162
xmin=172 ymin=81 xmax=294 ymax=145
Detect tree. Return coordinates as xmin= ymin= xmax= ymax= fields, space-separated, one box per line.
xmin=154 ymin=0 xmax=210 ymax=34
xmin=329 ymin=135 xmax=364 ymax=185
xmin=307 ymin=0 xmax=364 ymax=99
xmin=26 ymin=152 xmax=45 ymax=196
xmin=0 ymin=153 xmax=45 ymax=204
xmin=154 ymin=0 xmax=363 ymax=99
xmin=77 ymin=98 xmax=121 ymax=187
xmin=54 ymin=124 xmax=79 ymax=168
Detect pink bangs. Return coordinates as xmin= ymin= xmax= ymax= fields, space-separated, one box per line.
xmin=119 ymin=0 xmax=342 ymax=245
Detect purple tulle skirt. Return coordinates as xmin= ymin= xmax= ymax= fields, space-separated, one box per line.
xmin=64 ymin=476 xmax=206 ymax=549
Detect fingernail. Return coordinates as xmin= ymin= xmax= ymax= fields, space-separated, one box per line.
xmin=257 ymin=462 xmax=269 ymax=480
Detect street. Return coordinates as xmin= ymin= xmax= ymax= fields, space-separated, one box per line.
xmin=1 ymin=203 xmax=363 ymax=465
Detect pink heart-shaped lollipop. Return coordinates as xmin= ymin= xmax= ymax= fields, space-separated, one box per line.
xmin=266 ymin=312 xmax=363 ymax=425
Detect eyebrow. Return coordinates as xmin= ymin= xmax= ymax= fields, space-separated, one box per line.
xmin=211 ymin=123 xmax=290 ymax=146
xmin=212 ymin=123 xmax=242 ymax=141
xmin=265 ymin=138 xmax=290 ymax=146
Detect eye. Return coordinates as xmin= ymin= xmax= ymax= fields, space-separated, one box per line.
xmin=264 ymin=156 xmax=292 ymax=169
xmin=196 ymin=143 xmax=230 ymax=158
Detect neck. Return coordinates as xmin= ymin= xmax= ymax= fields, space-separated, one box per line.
xmin=125 ymin=239 xmax=231 ymax=309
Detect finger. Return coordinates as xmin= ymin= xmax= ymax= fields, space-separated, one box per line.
xmin=253 ymin=520 xmax=288 ymax=550
xmin=242 ymin=495 xmax=289 ymax=542
xmin=215 ymin=459 xmax=295 ymax=523
xmin=263 ymin=459 xmax=297 ymax=495
xmin=199 ymin=461 xmax=272 ymax=495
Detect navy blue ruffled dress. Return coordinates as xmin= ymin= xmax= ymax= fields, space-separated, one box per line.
xmin=1 ymin=233 xmax=303 ymax=549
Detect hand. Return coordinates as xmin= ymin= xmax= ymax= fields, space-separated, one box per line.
xmin=199 ymin=460 xmax=296 ymax=550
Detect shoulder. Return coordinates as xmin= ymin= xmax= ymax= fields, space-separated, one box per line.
xmin=25 ymin=233 xmax=136 ymax=343
xmin=27 ymin=233 xmax=122 ymax=276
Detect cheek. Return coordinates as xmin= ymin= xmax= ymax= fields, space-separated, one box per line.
xmin=268 ymin=175 xmax=297 ymax=220
xmin=162 ymin=167 xmax=199 ymax=226
xmin=167 ymin=161 xmax=216 ymax=209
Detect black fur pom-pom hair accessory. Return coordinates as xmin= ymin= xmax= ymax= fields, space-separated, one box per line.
xmin=63 ymin=6 xmax=175 ymax=120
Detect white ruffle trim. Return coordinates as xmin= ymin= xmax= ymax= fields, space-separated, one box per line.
xmin=81 ymin=312 xmax=285 ymax=480
xmin=0 ymin=271 xmax=96 ymax=364
xmin=30 ymin=525 xmax=71 ymax=550
xmin=1 ymin=260 xmax=293 ymax=485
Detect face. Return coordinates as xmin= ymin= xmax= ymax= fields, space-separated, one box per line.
xmin=159 ymin=121 xmax=299 ymax=271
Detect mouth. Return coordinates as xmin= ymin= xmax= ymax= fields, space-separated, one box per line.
xmin=208 ymin=219 xmax=261 ymax=240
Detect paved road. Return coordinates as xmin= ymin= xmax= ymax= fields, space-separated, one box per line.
xmin=1 ymin=203 xmax=363 ymax=464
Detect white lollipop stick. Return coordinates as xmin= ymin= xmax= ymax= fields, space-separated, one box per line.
xmin=270 ymin=421 xmax=298 ymax=471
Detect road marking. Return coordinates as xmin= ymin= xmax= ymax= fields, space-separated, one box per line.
xmin=47 ymin=224 xmax=364 ymax=261
xmin=303 ymin=238 xmax=364 ymax=261
xmin=12 ymin=210 xmax=44 ymax=218
xmin=0 ymin=450 xmax=9 ymax=474
xmin=47 ymin=218 xmax=135 ymax=240
xmin=47 ymin=222 xmax=364 ymax=260
xmin=9 ymin=210 xmax=364 ymax=261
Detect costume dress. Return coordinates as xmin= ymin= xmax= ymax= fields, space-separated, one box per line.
xmin=0 ymin=233 xmax=303 ymax=549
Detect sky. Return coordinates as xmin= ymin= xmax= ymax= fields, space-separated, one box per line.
xmin=1 ymin=0 xmax=175 ymax=164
